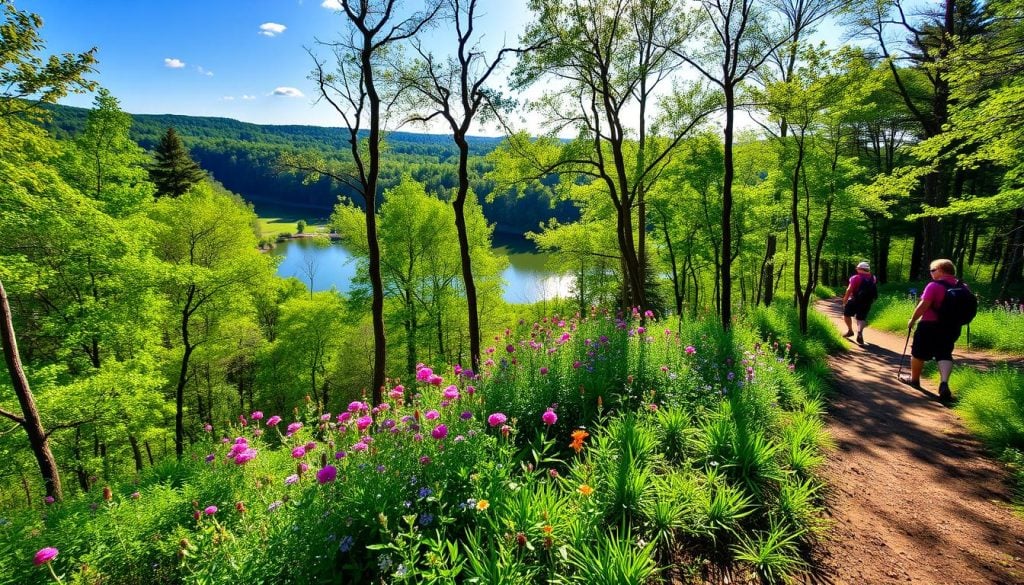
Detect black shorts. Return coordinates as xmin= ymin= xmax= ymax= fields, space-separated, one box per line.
xmin=911 ymin=321 xmax=961 ymax=362
xmin=843 ymin=301 xmax=871 ymax=321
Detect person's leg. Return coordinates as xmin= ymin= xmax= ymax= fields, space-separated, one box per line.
xmin=842 ymin=314 xmax=854 ymax=336
xmin=937 ymin=360 xmax=953 ymax=383
xmin=856 ymin=319 xmax=866 ymax=333
xmin=910 ymin=357 xmax=924 ymax=382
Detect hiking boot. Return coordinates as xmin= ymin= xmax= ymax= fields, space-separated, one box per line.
xmin=842 ymin=330 xmax=854 ymax=338
xmin=856 ymin=332 xmax=864 ymax=345
xmin=898 ymin=375 xmax=922 ymax=390
xmin=938 ymin=382 xmax=953 ymax=402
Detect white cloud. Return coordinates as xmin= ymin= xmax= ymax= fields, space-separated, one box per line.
xmin=222 ymin=96 xmax=235 ymax=101
xmin=272 ymin=87 xmax=304 ymax=98
xmin=164 ymin=58 xmax=186 ymax=69
xmin=259 ymin=22 xmax=287 ymax=37
xmin=196 ymin=66 xmax=214 ymax=77
xmin=321 ymin=0 xmax=342 ymax=9
xmin=241 ymin=94 xmax=256 ymax=100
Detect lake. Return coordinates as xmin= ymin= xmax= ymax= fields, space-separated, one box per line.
xmin=271 ymin=235 xmax=575 ymax=304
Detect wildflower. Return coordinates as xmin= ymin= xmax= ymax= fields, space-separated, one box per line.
xmin=487 ymin=412 xmax=507 ymax=427
xmin=501 ymin=424 xmax=511 ymax=438
xmin=348 ymin=401 xmax=364 ymax=412
xmin=549 ymin=468 xmax=559 ymax=478
xmin=266 ymin=415 xmax=282 ymax=426
xmin=204 ymin=505 xmax=218 ymax=515
xmin=443 ymin=385 xmax=459 ymax=400
xmin=337 ymin=412 xmax=352 ymax=423
xmin=251 ymin=411 xmax=264 ymax=420
xmin=268 ymin=501 xmax=282 ymax=512
xmin=431 ymin=424 xmax=448 ymax=440
xmin=539 ymin=366 xmax=549 ymax=375
xmin=299 ymin=462 xmax=309 ymax=473
xmin=33 ymin=547 xmax=58 ymax=566
xmin=685 ymin=345 xmax=696 ymax=355
xmin=466 ymin=385 xmax=476 ymax=395
xmin=419 ymin=513 xmax=435 ymax=527
xmin=205 ymin=453 xmax=216 ymax=463
xmin=285 ymin=474 xmax=300 ymax=485
xmin=131 ymin=492 xmax=141 ymax=500
xmin=644 ymin=309 xmax=654 ymax=318
xmin=239 ymin=415 xmax=248 ymax=426
xmin=317 ymin=465 xmax=338 ymax=484
xmin=335 ymin=451 xmax=347 ymax=459
xmin=203 ymin=423 xmax=213 ymax=432
xmin=338 ymin=535 xmax=354 ymax=553
xmin=44 ymin=496 xmax=55 ymax=505
xmin=424 ymin=409 xmax=439 ymax=420
xmin=234 ymin=448 xmax=257 ymax=465
xmin=416 ymin=367 xmax=433 ymax=382
xmin=476 ymin=499 xmax=490 ymax=511
xmin=578 ymin=484 xmax=594 ymax=496
xmin=354 ymin=415 xmax=372 ymax=431
xmin=305 ymin=441 xmax=317 ymax=452
xmin=235 ymin=501 xmax=246 ymax=513
xmin=291 ymin=446 xmax=307 ymax=459
xmin=516 ymin=532 xmax=527 ymax=547
xmin=428 ymin=374 xmax=443 ymax=385
xmin=569 ymin=430 xmax=589 ymax=453
xmin=286 ymin=422 xmax=303 ymax=436
xmin=389 ymin=386 xmax=404 ymax=399
xmin=460 ymin=410 xmax=473 ymax=420
xmin=542 ymin=408 xmax=557 ymax=426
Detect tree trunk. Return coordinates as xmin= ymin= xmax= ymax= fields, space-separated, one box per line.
xmin=174 ymin=286 xmax=196 ymax=460
xmin=363 ymin=40 xmax=388 ymax=407
xmin=0 ymin=278 xmax=63 ymax=501
xmin=452 ymin=136 xmax=481 ymax=372
xmin=721 ymin=83 xmax=735 ymax=328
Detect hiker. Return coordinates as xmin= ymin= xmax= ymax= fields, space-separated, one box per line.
xmin=901 ymin=258 xmax=974 ymax=402
xmin=841 ymin=261 xmax=878 ymax=345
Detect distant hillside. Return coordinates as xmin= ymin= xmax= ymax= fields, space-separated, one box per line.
xmin=41 ymin=103 xmax=574 ymax=236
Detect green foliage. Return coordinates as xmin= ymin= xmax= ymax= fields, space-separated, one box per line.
xmin=870 ymin=294 xmax=1024 ymax=353
xmin=951 ymin=367 xmax=1024 ymax=452
xmin=149 ymin=127 xmax=206 ymax=198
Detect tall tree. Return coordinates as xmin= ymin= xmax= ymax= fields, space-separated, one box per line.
xmin=150 ymin=127 xmax=206 ymax=198
xmin=300 ymin=0 xmax=439 ymax=404
xmin=401 ymin=0 xmax=525 ymax=372
xmin=506 ymin=0 xmax=709 ymax=312
xmin=0 ymin=0 xmax=95 ymax=501
xmin=668 ymin=0 xmax=808 ymax=327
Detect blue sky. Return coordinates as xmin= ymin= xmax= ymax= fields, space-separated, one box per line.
xmin=26 ymin=0 xmax=532 ymax=130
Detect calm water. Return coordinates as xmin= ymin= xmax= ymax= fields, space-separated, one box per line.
xmin=271 ymin=237 xmax=574 ymax=304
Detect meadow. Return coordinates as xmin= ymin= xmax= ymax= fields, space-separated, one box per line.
xmin=0 ymin=306 xmax=842 ymax=584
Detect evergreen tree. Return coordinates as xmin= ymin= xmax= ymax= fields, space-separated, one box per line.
xmin=150 ymin=127 xmax=205 ymax=197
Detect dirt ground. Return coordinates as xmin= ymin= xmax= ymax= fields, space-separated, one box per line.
xmin=807 ymin=300 xmax=1024 ymax=585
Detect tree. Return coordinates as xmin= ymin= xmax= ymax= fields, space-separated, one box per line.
xmin=150 ymin=127 xmax=206 ymax=198
xmin=296 ymin=0 xmax=440 ymax=405
xmin=0 ymin=0 xmax=97 ymax=501
xmin=507 ymin=0 xmax=710 ymax=313
xmin=401 ymin=0 xmax=526 ymax=372
xmin=149 ymin=184 xmax=274 ymax=459
xmin=668 ymin=0 xmax=811 ymax=327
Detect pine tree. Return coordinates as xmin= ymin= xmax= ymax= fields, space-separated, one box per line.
xmin=150 ymin=127 xmax=205 ymax=197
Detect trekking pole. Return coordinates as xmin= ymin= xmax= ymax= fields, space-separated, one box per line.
xmin=897 ymin=325 xmax=912 ymax=379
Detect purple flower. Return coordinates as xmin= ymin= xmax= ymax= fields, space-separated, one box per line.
xmin=431 ymin=424 xmax=448 ymax=440
xmin=443 ymin=385 xmax=460 ymax=400
xmin=351 ymin=442 xmax=368 ymax=452
xmin=316 ymin=465 xmax=338 ymax=484
xmin=266 ymin=415 xmax=282 ymax=426
xmin=285 ymin=474 xmax=299 ymax=485
xmin=416 ymin=367 xmax=433 ymax=382
xmin=356 ymin=415 xmax=373 ymax=431
xmin=205 ymin=453 xmax=216 ymax=463
xmin=338 ymin=412 xmax=352 ymax=423
xmin=348 ymin=401 xmax=364 ymax=412
xmin=291 ymin=446 xmax=306 ymax=458
xmin=419 ymin=455 xmax=431 ymax=466
xmin=305 ymin=441 xmax=317 ymax=452
xmin=460 ymin=411 xmax=473 ymax=420
xmin=335 ymin=451 xmax=347 ymax=459
xmin=424 ymin=409 xmax=439 ymax=420
xmin=204 ymin=505 xmax=218 ymax=515
xmin=487 ymin=413 xmax=507 ymax=427
xmin=251 ymin=411 xmax=264 ymax=420
xmin=542 ymin=408 xmax=557 ymax=426
xmin=268 ymin=500 xmax=282 ymax=512
xmin=299 ymin=462 xmax=309 ymax=473
xmin=33 ymin=547 xmax=58 ymax=566
xmin=506 ymin=344 xmax=515 ymax=354
xmin=685 ymin=345 xmax=696 ymax=355
xmin=539 ymin=367 xmax=549 ymax=375
xmin=286 ymin=422 xmax=303 ymax=436
xmin=44 ymin=496 xmax=55 ymax=505
xmin=234 ymin=448 xmax=257 ymax=464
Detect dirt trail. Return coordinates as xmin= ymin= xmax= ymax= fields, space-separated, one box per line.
xmin=809 ymin=300 xmax=1024 ymax=585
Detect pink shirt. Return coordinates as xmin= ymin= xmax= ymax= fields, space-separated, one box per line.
xmin=920 ymin=275 xmax=960 ymax=322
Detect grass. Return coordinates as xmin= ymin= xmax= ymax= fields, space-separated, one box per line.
xmin=256 ymin=216 xmax=328 ymax=239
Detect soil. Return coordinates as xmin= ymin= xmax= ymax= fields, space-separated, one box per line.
xmin=807 ymin=300 xmax=1024 ymax=585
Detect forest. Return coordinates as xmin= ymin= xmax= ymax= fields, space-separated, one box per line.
xmin=1 ymin=0 xmax=1023 ymax=582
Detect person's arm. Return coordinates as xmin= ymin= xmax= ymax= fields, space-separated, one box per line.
xmin=908 ymin=297 xmax=932 ymax=330
xmin=841 ymin=280 xmax=856 ymax=304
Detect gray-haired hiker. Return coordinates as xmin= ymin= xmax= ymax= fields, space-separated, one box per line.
xmin=900 ymin=258 xmax=977 ymax=402
xmin=841 ymin=261 xmax=878 ymax=345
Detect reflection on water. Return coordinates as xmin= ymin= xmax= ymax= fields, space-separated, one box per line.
xmin=271 ymin=237 xmax=574 ymax=304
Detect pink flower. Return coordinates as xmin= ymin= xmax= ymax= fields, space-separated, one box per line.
xmin=443 ymin=385 xmax=460 ymax=400
xmin=33 ymin=547 xmax=58 ymax=566
xmin=203 ymin=423 xmax=213 ymax=432
xmin=44 ymin=496 xmax=55 ymax=505
xmin=204 ymin=505 xmax=218 ymax=515
xmin=466 ymin=385 xmax=476 ymax=395
xmin=234 ymin=448 xmax=257 ymax=464
xmin=506 ymin=344 xmax=515 ymax=354
xmin=286 ymin=422 xmax=303 ymax=436
xmin=487 ymin=413 xmax=507 ymax=427
xmin=337 ymin=412 xmax=352 ymax=423
xmin=542 ymin=408 xmax=557 ymax=426
xmin=299 ymin=462 xmax=309 ymax=473
xmin=431 ymin=424 xmax=448 ymax=440
xmin=285 ymin=474 xmax=299 ymax=485
xmin=316 ymin=465 xmax=338 ymax=484
xmin=389 ymin=386 xmax=404 ymax=399
xmin=266 ymin=415 xmax=282 ymax=426
xmin=347 ymin=401 xmax=364 ymax=412
xmin=291 ymin=446 xmax=306 ymax=458
xmin=424 ymin=410 xmax=439 ymax=420
xmin=428 ymin=374 xmax=443 ymax=386
xmin=356 ymin=415 xmax=373 ymax=431
xmin=416 ymin=367 xmax=433 ymax=382
xmin=351 ymin=442 xmax=368 ymax=452
xmin=684 ymin=345 xmax=696 ymax=355
xmin=250 ymin=411 xmax=264 ymax=420
xmin=644 ymin=309 xmax=654 ymax=318
xmin=130 ymin=491 xmax=141 ymax=499
xmin=539 ymin=367 xmax=549 ymax=375
xmin=305 ymin=441 xmax=317 ymax=452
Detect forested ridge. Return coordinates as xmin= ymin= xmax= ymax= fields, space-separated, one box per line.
xmin=41 ymin=102 xmax=578 ymax=236
xmin=3 ymin=0 xmax=1024 ymax=582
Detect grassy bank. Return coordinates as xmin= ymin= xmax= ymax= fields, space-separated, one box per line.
xmin=0 ymin=306 xmax=841 ymax=584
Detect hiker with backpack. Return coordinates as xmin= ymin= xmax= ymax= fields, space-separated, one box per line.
xmin=900 ymin=258 xmax=978 ymax=402
xmin=841 ymin=261 xmax=878 ymax=345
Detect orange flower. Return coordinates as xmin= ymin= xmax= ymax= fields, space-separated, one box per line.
xmin=578 ymin=484 xmax=594 ymax=496
xmin=476 ymin=499 xmax=490 ymax=511
xmin=543 ymin=524 xmax=553 ymax=534
xmin=569 ymin=429 xmax=589 ymax=453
